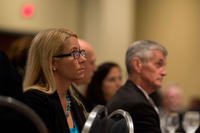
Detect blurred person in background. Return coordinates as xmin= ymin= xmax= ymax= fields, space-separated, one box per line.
xmin=8 ymin=36 xmax=33 ymax=78
xmin=187 ymin=97 xmax=200 ymax=133
xmin=0 ymin=39 xmax=37 ymax=132
xmin=107 ymin=40 xmax=168 ymax=133
xmin=159 ymin=84 xmax=185 ymax=133
xmin=75 ymin=39 xmax=96 ymax=95
xmin=161 ymin=84 xmax=184 ymax=112
xmin=188 ymin=97 xmax=200 ymax=112
xmin=86 ymin=62 xmax=123 ymax=111
xmin=0 ymin=51 xmax=23 ymax=100
xmin=0 ymin=35 xmax=33 ymax=101
xmin=23 ymin=28 xmax=87 ymax=133
xmin=71 ymin=38 xmax=97 ymax=113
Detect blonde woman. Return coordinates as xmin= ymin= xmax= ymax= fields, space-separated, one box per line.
xmin=23 ymin=28 xmax=86 ymax=133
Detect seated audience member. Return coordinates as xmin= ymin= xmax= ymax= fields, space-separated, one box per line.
xmin=23 ymin=28 xmax=87 ymax=133
xmin=187 ymin=97 xmax=200 ymax=133
xmin=188 ymin=97 xmax=200 ymax=112
xmin=160 ymin=84 xmax=185 ymax=133
xmin=8 ymin=35 xmax=33 ymax=78
xmin=107 ymin=40 xmax=168 ymax=133
xmin=0 ymin=51 xmax=38 ymax=132
xmin=71 ymin=38 xmax=97 ymax=113
xmin=0 ymin=35 xmax=32 ymax=101
xmin=86 ymin=62 xmax=123 ymax=111
xmin=161 ymin=84 xmax=184 ymax=112
xmin=0 ymin=51 xmax=23 ymax=100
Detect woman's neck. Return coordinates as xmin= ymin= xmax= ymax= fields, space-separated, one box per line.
xmin=55 ymin=78 xmax=71 ymax=99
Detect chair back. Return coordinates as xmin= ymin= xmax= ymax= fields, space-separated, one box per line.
xmin=0 ymin=95 xmax=48 ymax=133
xmin=107 ymin=109 xmax=134 ymax=133
xmin=82 ymin=105 xmax=134 ymax=133
xmin=82 ymin=105 xmax=107 ymax=133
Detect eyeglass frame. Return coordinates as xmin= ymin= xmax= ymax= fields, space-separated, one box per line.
xmin=54 ymin=49 xmax=86 ymax=59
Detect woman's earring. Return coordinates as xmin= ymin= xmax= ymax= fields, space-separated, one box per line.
xmin=52 ymin=67 xmax=56 ymax=71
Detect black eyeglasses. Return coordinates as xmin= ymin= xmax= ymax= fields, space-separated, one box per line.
xmin=54 ymin=49 xmax=86 ymax=59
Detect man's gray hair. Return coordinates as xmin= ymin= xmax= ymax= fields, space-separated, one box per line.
xmin=125 ymin=40 xmax=168 ymax=75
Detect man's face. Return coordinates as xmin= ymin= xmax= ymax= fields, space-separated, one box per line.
xmin=140 ymin=50 xmax=167 ymax=90
xmin=84 ymin=48 xmax=96 ymax=84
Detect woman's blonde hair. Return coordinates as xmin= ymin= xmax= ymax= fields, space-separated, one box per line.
xmin=23 ymin=28 xmax=77 ymax=93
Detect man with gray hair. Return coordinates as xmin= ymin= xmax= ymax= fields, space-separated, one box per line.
xmin=107 ymin=40 xmax=168 ymax=133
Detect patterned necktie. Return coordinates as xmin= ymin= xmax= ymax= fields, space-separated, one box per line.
xmin=147 ymin=96 xmax=159 ymax=114
xmin=137 ymin=85 xmax=159 ymax=114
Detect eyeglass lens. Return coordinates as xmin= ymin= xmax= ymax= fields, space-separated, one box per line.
xmin=72 ymin=49 xmax=86 ymax=59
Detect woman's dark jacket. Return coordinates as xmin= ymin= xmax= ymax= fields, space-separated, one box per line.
xmin=24 ymin=89 xmax=86 ymax=133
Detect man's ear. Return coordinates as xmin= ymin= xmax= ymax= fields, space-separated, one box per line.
xmin=131 ymin=57 xmax=142 ymax=73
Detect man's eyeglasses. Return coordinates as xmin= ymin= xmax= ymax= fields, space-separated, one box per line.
xmin=54 ymin=49 xmax=86 ymax=59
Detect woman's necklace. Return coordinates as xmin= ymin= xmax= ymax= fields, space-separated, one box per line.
xmin=65 ymin=94 xmax=71 ymax=117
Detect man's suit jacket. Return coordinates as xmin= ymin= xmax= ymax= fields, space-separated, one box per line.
xmin=107 ymin=80 xmax=162 ymax=133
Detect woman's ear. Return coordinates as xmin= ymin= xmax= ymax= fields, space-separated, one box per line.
xmin=131 ymin=57 xmax=142 ymax=73
xmin=52 ymin=58 xmax=57 ymax=71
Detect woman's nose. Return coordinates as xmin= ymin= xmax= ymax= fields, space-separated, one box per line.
xmin=78 ymin=54 xmax=86 ymax=63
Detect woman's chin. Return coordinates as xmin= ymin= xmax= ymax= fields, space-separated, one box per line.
xmin=77 ymin=74 xmax=85 ymax=80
